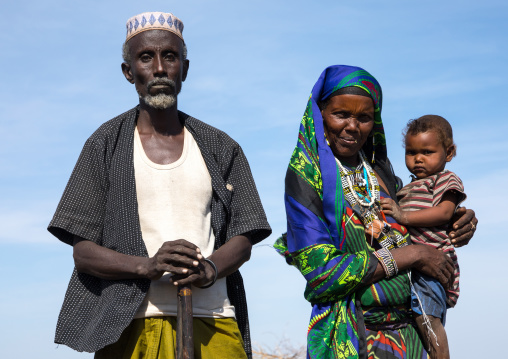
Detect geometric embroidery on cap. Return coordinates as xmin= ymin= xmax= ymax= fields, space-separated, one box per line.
xmin=158 ymin=14 xmax=165 ymax=25
xmin=149 ymin=14 xmax=156 ymax=25
xmin=125 ymin=12 xmax=184 ymax=42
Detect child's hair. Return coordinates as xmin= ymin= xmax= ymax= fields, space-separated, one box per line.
xmin=403 ymin=115 xmax=456 ymax=158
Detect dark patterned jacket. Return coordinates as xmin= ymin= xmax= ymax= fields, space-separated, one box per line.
xmin=48 ymin=107 xmax=271 ymax=356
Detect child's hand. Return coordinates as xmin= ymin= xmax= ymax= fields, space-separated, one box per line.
xmin=380 ymin=198 xmax=406 ymax=224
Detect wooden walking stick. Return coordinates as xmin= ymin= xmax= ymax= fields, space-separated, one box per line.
xmin=177 ymin=284 xmax=194 ymax=359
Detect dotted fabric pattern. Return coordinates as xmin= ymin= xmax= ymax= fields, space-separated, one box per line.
xmin=48 ymin=107 xmax=271 ymax=356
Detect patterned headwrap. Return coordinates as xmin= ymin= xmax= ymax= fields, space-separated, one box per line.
xmin=293 ymin=65 xmax=386 ymax=248
xmin=275 ymin=65 xmax=394 ymax=358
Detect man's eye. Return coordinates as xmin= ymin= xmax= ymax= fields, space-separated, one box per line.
xmin=165 ymin=54 xmax=176 ymax=61
xmin=140 ymin=55 xmax=151 ymax=62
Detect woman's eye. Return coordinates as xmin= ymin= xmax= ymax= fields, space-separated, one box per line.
xmin=358 ymin=115 xmax=373 ymax=123
xmin=334 ymin=112 xmax=349 ymax=119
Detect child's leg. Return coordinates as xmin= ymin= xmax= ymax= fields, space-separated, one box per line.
xmin=415 ymin=314 xmax=449 ymax=359
xmin=411 ymin=271 xmax=449 ymax=358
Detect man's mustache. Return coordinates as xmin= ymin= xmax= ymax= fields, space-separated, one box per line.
xmin=147 ymin=78 xmax=176 ymax=90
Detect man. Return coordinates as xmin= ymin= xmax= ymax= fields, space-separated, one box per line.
xmin=48 ymin=12 xmax=271 ymax=358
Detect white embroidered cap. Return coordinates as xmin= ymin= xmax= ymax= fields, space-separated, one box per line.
xmin=125 ymin=12 xmax=184 ymax=42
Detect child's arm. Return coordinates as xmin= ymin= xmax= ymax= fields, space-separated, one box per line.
xmin=381 ymin=191 xmax=461 ymax=227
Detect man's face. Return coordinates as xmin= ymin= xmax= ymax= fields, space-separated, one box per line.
xmin=122 ymin=30 xmax=189 ymax=109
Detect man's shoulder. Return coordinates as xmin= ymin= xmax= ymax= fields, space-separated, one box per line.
xmin=85 ymin=107 xmax=138 ymax=146
xmin=181 ymin=111 xmax=240 ymax=149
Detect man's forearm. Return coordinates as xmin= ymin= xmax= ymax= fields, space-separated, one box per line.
xmin=73 ymin=236 xmax=150 ymax=280
xmin=208 ymin=235 xmax=252 ymax=279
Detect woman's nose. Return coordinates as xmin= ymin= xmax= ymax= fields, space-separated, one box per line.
xmin=345 ymin=117 xmax=360 ymax=131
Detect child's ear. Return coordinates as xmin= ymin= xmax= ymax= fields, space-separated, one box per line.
xmin=445 ymin=144 xmax=456 ymax=162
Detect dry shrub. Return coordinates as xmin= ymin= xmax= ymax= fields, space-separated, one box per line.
xmin=252 ymin=340 xmax=306 ymax=359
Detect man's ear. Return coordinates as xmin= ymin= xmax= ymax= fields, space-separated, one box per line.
xmin=182 ymin=59 xmax=189 ymax=82
xmin=446 ymin=144 xmax=456 ymax=162
xmin=121 ymin=62 xmax=134 ymax=84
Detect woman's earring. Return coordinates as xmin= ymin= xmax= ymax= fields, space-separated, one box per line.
xmin=371 ymin=134 xmax=376 ymax=163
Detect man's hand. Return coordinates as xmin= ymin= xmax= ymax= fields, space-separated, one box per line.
xmin=380 ymin=198 xmax=406 ymax=224
xmin=448 ymin=207 xmax=478 ymax=248
xmin=170 ymin=258 xmax=215 ymax=288
xmin=171 ymin=234 xmax=253 ymax=288
xmin=73 ymin=235 xmax=253 ymax=286
xmin=143 ymin=239 xmax=203 ymax=281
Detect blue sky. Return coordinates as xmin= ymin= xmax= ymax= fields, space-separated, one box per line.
xmin=1 ymin=0 xmax=506 ymax=357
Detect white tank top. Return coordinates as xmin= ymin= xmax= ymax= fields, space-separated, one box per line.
xmin=133 ymin=126 xmax=235 ymax=319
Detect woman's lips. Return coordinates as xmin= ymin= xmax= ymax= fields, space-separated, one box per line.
xmin=339 ymin=137 xmax=358 ymax=145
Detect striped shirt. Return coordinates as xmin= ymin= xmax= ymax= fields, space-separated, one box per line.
xmin=397 ymin=170 xmax=466 ymax=307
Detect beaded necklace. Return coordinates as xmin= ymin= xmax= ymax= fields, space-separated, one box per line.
xmin=335 ymin=151 xmax=379 ymax=207
xmin=335 ymin=150 xmax=407 ymax=250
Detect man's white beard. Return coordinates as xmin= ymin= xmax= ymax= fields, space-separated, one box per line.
xmin=140 ymin=93 xmax=176 ymax=110
xmin=139 ymin=78 xmax=179 ymax=110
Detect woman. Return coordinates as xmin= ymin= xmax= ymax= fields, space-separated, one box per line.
xmin=275 ymin=65 xmax=476 ymax=358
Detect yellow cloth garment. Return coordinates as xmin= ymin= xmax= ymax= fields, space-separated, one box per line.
xmin=95 ymin=316 xmax=247 ymax=359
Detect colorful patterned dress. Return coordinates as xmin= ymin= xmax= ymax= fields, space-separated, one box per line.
xmin=275 ymin=65 xmax=429 ymax=359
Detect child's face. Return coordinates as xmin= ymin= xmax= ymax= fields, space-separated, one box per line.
xmin=405 ymin=131 xmax=454 ymax=179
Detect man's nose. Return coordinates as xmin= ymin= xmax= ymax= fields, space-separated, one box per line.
xmin=153 ymin=54 xmax=165 ymax=76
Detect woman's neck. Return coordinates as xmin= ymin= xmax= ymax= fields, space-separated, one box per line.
xmin=336 ymin=153 xmax=360 ymax=167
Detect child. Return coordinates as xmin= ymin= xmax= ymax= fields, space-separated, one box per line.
xmin=381 ymin=115 xmax=467 ymax=359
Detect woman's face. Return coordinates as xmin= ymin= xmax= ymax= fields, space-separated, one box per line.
xmin=321 ymin=94 xmax=375 ymax=165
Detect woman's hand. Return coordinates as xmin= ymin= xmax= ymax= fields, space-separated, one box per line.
xmin=370 ymin=244 xmax=453 ymax=288
xmin=406 ymin=245 xmax=454 ymax=289
xmin=448 ymin=207 xmax=477 ymax=247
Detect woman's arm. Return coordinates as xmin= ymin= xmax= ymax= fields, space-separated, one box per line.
xmin=284 ymin=194 xmax=374 ymax=304
xmin=367 ymin=244 xmax=455 ymax=288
